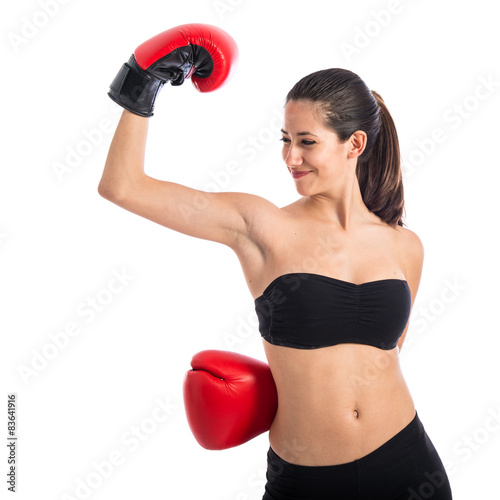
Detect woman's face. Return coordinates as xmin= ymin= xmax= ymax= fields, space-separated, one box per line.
xmin=281 ymin=99 xmax=356 ymax=196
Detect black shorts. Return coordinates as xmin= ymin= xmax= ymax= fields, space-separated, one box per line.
xmin=262 ymin=411 xmax=452 ymax=500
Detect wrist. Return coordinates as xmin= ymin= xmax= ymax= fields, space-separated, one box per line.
xmin=108 ymin=55 xmax=164 ymax=117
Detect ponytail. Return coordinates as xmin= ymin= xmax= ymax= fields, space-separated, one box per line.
xmin=286 ymin=69 xmax=406 ymax=227
xmin=356 ymin=90 xmax=405 ymax=227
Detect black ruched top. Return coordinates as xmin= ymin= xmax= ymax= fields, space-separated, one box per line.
xmin=254 ymin=273 xmax=411 ymax=350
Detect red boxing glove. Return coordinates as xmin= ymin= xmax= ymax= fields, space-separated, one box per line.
xmin=108 ymin=23 xmax=238 ymax=117
xmin=183 ymin=350 xmax=278 ymax=450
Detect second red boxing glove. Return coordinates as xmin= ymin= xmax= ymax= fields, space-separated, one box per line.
xmin=108 ymin=23 xmax=238 ymax=117
xmin=183 ymin=350 xmax=278 ymax=450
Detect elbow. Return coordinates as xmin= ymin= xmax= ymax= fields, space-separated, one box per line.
xmin=97 ymin=179 xmax=127 ymax=203
xmin=98 ymin=169 xmax=147 ymax=203
xmin=97 ymin=180 xmax=116 ymax=201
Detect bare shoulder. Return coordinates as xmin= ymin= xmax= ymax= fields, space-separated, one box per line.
xmin=394 ymin=225 xmax=424 ymax=294
xmin=395 ymin=226 xmax=424 ymax=262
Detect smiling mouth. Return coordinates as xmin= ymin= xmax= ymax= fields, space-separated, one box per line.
xmin=291 ymin=170 xmax=311 ymax=178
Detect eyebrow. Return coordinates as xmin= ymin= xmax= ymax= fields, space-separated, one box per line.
xmin=281 ymin=128 xmax=318 ymax=137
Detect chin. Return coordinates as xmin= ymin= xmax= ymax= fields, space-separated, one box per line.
xmin=294 ymin=186 xmax=313 ymax=197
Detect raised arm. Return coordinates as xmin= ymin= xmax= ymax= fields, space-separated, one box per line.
xmin=98 ymin=24 xmax=264 ymax=249
xmin=98 ymin=109 xmax=249 ymax=248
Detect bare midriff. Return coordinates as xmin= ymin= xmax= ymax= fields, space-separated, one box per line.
xmin=263 ymin=340 xmax=416 ymax=466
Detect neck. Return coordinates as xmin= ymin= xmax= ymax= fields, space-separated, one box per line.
xmin=299 ymin=174 xmax=374 ymax=231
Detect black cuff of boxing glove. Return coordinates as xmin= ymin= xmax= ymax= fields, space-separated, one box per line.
xmin=108 ymin=55 xmax=165 ymax=117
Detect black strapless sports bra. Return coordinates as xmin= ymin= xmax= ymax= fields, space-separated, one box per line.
xmin=254 ymin=272 xmax=411 ymax=350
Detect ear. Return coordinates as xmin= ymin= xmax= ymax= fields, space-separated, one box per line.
xmin=347 ymin=130 xmax=367 ymax=159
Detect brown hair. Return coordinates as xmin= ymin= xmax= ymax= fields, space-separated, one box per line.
xmin=285 ymin=68 xmax=406 ymax=227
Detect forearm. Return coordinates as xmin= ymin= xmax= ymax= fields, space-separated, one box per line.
xmin=98 ymin=109 xmax=149 ymax=199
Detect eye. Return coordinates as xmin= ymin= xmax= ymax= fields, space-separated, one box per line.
xmin=279 ymin=137 xmax=316 ymax=145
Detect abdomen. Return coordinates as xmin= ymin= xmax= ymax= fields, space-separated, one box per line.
xmin=263 ymin=341 xmax=416 ymax=466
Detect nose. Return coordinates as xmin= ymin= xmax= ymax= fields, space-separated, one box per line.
xmin=283 ymin=142 xmax=303 ymax=168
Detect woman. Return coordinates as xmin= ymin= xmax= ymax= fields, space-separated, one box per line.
xmin=99 ymin=67 xmax=452 ymax=499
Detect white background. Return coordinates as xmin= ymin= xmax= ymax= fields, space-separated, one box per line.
xmin=2 ymin=0 xmax=500 ymax=499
